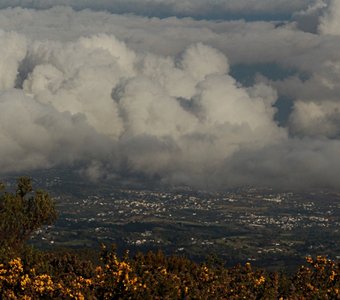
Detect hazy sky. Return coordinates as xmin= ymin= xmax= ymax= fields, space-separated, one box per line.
xmin=1 ymin=0 xmax=340 ymax=190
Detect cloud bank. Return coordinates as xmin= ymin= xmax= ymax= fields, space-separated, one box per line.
xmin=1 ymin=1 xmax=340 ymax=190
xmin=0 ymin=0 xmax=314 ymax=20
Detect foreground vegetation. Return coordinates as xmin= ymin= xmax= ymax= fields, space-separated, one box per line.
xmin=1 ymin=178 xmax=339 ymax=299
xmin=1 ymin=248 xmax=339 ymax=299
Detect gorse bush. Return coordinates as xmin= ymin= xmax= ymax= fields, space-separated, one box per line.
xmin=0 ymin=247 xmax=339 ymax=299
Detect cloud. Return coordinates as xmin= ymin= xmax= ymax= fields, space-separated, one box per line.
xmin=318 ymin=0 xmax=340 ymax=35
xmin=0 ymin=0 xmax=313 ymax=20
xmin=218 ymin=138 xmax=340 ymax=190
xmin=0 ymin=89 xmax=115 ymax=174
xmin=290 ymin=101 xmax=340 ymax=138
xmin=292 ymin=0 xmax=328 ymax=33
xmin=1 ymin=5 xmax=340 ymax=190
xmin=0 ymin=31 xmax=27 ymax=89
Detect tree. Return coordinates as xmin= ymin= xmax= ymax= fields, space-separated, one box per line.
xmin=0 ymin=177 xmax=57 ymax=256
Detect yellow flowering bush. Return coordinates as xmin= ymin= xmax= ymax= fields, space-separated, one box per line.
xmin=292 ymin=255 xmax=340 ymax=299
xmin=0 ymin=257 xmax=93 ymax=299
xmin=0 ymin=246 xmax=339 ymax=299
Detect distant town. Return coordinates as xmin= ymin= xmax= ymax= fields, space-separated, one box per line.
xmin=3 ymin=170 xmax=340 ymax=271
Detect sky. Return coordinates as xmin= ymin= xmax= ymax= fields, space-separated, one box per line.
xmin=1 ymin=0 xmax=340 ymax=190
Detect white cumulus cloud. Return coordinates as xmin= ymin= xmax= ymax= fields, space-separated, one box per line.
xmin=0 ymin=4 xmax=340 ymax=190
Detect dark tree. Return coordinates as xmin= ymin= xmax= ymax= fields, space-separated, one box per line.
xmin=0 ymin=177 xmax=57 ymax=255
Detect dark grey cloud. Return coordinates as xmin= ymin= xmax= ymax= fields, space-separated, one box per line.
xmin=0 ymin=0 xmax=314 ymax=20
xmin=292 ymin=0 xmax=328 ymax=33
